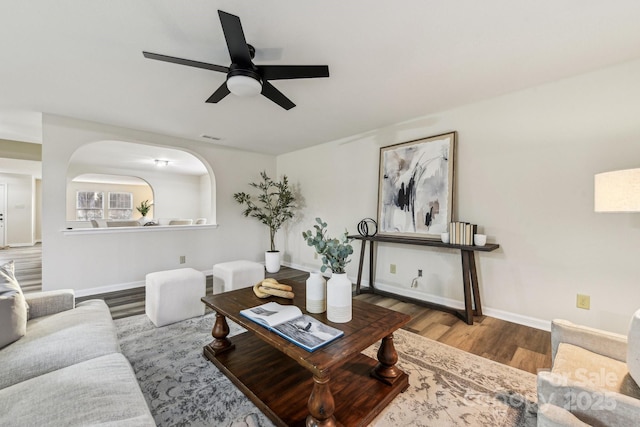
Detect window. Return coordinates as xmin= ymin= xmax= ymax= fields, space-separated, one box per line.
xmin=108 ymin=192 xmax=133 ymax=220
xmin=76 ymin=191 xmax=104 ymax=220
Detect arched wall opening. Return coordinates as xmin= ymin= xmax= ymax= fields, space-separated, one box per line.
xmin=66 ymin=140 xmax=215 ymax=227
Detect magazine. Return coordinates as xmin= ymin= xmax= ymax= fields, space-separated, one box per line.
xmin=240 ymin=302 xmax=344 ymax=352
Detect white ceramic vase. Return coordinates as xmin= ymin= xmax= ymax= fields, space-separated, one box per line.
xmin=326 ymin=272 xmax=352 ymax=323
xmin=306 ymin=271 xmax=326 ymax=314
xmin=265 ymin=251 xmax=281 ymax=273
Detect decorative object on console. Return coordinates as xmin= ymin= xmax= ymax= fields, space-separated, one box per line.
xmin=357 ymin=218 xmax=378 ymax=237
xmin=306 ymin=271 xmax=326 ymax=314
xmin=594 ymin=168 xmax=640 ymax=212
xmin=378 ymin=132 xmax=456 ymax=239
xmin=449 ymin=221 xmax=478 ymax=245
xmin=440 ymin=232 xmax=449 ymax=244
xmin=136 ymin=199 xmax=153 ymax=224
xmin=302 ymin=218 xmax=354 ymax=323
xmin=234 ymin=171 xmax=296 ymax=273
xmin=473 ymin=234 xmax=487 ymax=246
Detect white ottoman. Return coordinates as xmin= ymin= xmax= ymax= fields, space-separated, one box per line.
xmin=212 ymin=260 xmax=265 ymax=293
xmin=145 ymin=268 xmax=206 ymax=327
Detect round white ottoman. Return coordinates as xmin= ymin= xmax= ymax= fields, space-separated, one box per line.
xmin=212 ymin=260 xmax=265 ymax=294
xmin=145 ymin=268 xmax=206 ymax=327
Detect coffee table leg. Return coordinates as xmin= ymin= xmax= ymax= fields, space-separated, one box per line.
xmin=371 ymin=334 xmax=403 ymax=386
xmin=306 ymin=374 xmax=336 ymax=427
xmin=205 ymin=313 xmax=235 ymax=356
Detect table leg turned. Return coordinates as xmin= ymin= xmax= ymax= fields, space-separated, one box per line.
xmin=371 ymin=334 xmax=403 ymax=386
xmin=306 ymin=374 xmax=336 ymax=427
xmin=204 ymin=313 xmax=235 ymax=356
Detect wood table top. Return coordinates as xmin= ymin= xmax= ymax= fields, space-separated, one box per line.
xmin=201 ymin=279 xmax=410 ymax=376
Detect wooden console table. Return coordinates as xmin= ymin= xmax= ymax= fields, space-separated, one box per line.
xmin=350 ymin=235 xmax=499 ymax=325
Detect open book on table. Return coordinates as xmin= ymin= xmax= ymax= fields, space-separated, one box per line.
xmin=240 ymin=302 xmax=344 ymax=352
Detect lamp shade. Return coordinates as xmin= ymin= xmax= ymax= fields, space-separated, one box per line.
xmin=227 ymin=75 xmax=262 ymax=97
xmin=594 ymin=168 xmax=640 ymax=212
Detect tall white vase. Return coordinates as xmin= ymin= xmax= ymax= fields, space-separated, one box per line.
xmin=326 ymin=272 xmax=352 ymax=323
xmin=265 ymin=251 xmax=281 ymax=273
xmin=306 ymin=271 xmax=326 ymax=314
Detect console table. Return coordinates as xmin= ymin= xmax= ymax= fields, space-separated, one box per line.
xmin=350 ymin=235 xmax=499 ymax=325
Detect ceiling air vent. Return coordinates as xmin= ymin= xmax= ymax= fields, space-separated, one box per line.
xmin=200 ymin=134 xmax=221 ymax=141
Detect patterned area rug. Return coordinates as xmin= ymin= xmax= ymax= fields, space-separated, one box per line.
xmin=115 ymin=313 xmax=538 ymax=427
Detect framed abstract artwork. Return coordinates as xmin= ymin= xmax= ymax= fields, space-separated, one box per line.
xmin=377 ymin=132 xmax=456 ymax=239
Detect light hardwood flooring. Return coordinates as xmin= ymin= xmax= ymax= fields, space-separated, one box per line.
xmin=6 ymin=242 xmax=551 ymax=375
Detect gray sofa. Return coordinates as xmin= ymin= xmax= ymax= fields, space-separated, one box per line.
xmin=0 ymin=290 xmax=155 ymax=426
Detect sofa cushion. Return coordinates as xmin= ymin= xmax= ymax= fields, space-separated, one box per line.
xmin=0 ymin=353 xmax=156 ymax=426
xmin=0 ymin=261 xmax=28 ymax=349
xmin=553 ymin=342 xmax=640 ymax=399
xmin=0 ymin=299 xmax=120 ymax=389
xmin=628 ymin=309 xmax=640 ymax=386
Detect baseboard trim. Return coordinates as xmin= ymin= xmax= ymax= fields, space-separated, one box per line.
xmin=283 ymin=261 xmax=550 ymax=331
xmin=75 ymin=280 xmax=145 ymax=298
xmin=75 ymin=268 xmax=214 ymax=298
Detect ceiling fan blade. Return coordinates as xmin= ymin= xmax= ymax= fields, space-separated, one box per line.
xmin=259 ymin=65 xmax=330 ymax=81
xmin=206 ymin=82 xmax=230 ymax=103
xmin=261 ymin=81 xmax=295 ymax=110
xmin=143 ymin=51 xmax=229 ymax=73
xmin=218 ymin=10 xmax=253 ymax=67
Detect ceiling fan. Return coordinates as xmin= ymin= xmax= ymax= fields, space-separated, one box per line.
xmin=143 ymin=10 xmax=330 ymax=110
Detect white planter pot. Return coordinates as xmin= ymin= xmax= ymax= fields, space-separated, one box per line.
xmin=306 ymin=271 xmax=326 ymax=314
xmin=326 ymin=272 xmax=352 ymax=323
xmin=265 ymin=251 xmax=281 ymax=273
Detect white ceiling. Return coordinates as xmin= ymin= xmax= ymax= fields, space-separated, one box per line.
xmin=70 ymin=140 xmax=208 ymax=176
xmin=1 ymin=1 xmax=640 ymax=155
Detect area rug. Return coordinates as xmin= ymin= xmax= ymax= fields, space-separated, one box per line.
xmin=115 ymin=313 xmax=538 ymax=427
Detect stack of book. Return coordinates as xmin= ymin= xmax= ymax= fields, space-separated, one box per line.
xmin=449 ymin=222 xmax=477 ymax=245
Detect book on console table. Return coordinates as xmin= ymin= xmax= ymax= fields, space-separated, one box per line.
xmin=240 ymin=302 xmax=344 ymax=352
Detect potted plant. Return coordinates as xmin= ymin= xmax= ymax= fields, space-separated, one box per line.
xmin=302 ymin=218 xmax=354 ymax=322
xmin=136 ymin=200 xmax=153 ymax=224
xmin=234 ymin=171 xmax=296 ymax=273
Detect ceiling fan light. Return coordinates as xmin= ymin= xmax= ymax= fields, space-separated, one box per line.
xmin=227 ymin=75 xmax=262 ymax=97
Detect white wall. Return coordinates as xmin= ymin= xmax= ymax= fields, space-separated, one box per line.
xmin=0 ymin=172 xmax=36 ymax=246
xmin=278 ymin=58 xmax=640 ymax=334
xmin=42 ymin=115 xmax=275 ymax=295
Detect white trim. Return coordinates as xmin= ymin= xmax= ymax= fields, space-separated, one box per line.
xmin=282 ymin=260 xmax=550 ymax=331
xmin=62 ymin=223 xmax=218 ymax=235
xmin=74 ymin=267 xmax=214 ymax=297
xmin=75 ymin=279 xmax=145 ymax=298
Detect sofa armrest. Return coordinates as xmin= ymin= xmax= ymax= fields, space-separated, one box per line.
xmin=538 ymin=371 xmax=640 ymax=426
xmin=25 ymin=290 xmax=75 ymax=319
xmin=537 ymin=403 xmax=591 ymax=427
xmin=551 ymin=319 xmax=627 ymax=363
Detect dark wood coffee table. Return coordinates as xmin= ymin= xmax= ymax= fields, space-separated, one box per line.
xmin=201 ymin=280 xmax=410 ymax=427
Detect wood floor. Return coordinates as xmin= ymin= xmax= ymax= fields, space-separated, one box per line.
xmin=6 ymin=241 xmax=551 ymax=376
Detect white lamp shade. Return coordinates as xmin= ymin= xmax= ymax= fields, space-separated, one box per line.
xmin=594 ymin=168 xmax=640 ymax=212
xmin=227 ymin=75 xmax=262 ymax=97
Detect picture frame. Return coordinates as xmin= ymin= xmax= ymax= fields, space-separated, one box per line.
xmin=377 ymin=132 xmax=456 ymax=239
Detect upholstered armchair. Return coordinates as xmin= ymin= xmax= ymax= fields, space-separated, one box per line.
xmin=537 ymin=312 xmax=640 ymax=426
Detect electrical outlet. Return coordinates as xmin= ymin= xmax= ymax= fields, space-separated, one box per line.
xmin=390 ymin=264 xmax=396 ymax=274
xmin=179 ymin=255 xmax=186 ymax=264
xmin=576 ymin=294 xmax=590 ymax=310
xmin=418 ymin=269 xmax=423 ymax=277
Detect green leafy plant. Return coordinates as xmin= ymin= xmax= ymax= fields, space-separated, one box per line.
xmin=302 ymin=217 xmax=354 ymax=274
xmin=234 ymin=171 xmax=296 ymax=252
xmin=136 ymin=200 xmax=152 ymax=217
